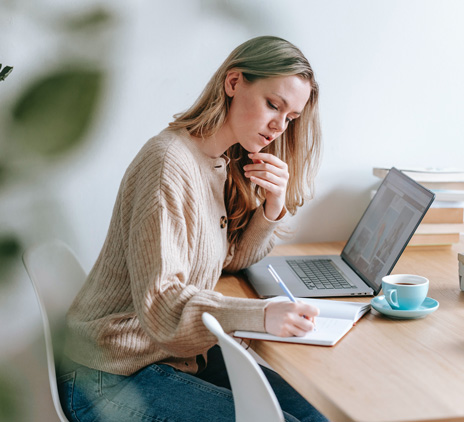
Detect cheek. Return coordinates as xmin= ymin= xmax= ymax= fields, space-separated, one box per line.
xmin=242 ymin=100 xmax=268 ymax=123
xmin=229 ymin=94 xmax=269 ymax=129
xmin=230 ymin=101 xmax=255 ymax=126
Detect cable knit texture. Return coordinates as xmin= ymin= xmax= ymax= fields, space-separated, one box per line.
xmin=64 ymin=128 xmax=284 ymax=375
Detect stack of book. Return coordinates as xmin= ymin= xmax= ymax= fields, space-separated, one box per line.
xmin=373 ymin=167 xmax=464 ymax=247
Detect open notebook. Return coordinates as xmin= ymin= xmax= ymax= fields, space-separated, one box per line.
xmin=234 ymin=296 xmax=370 ymax=346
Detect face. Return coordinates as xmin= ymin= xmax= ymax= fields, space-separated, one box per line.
xmin=222 ymin=72 xmax=311 ymax=153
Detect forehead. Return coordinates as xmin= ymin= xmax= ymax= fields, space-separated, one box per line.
xmin=252 ymin=75 xmax=311 ymax=111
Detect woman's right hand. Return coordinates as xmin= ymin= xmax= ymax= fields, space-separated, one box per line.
xmin=264 ymin=301 xmax=319 ymax=337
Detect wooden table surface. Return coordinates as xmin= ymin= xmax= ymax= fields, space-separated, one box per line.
xmin=216 ymin=241 xmax=464 ymax=422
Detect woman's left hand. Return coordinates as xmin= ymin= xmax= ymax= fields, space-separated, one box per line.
xmin=243 ymin=152 xmax=289 ymax=221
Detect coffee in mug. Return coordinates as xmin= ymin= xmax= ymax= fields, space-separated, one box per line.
xmin=381 ymin=274 xmax=429 ymax=310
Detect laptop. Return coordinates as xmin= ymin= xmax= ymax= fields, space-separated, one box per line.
xmin=244 ymin=167 xmax=435 ymax=298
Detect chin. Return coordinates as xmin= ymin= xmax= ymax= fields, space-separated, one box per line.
xmin=241 ymin=144 xmax=260 ymax=154
xmin=249 ymin=142 xmax=265 ymax=153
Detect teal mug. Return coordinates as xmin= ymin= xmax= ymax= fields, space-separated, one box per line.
xmin=382 ymin=274 xmax=429 ymax=310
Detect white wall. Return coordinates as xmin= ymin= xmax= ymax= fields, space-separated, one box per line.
xmin=4 ymin=0 xmax=464 ymax=270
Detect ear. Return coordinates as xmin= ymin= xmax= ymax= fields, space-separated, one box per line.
xmin=224 ymin=70 xmax=242 ymax=98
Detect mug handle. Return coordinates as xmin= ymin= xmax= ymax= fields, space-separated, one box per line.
xmin=387 ymin=289 xmax=399 ymax=308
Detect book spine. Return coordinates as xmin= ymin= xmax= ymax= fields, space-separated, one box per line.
xmin=422 ymin=208 xmax=464 ymax=224
xmin=409 ymin=232 xmax=460 ymax=246
xmin=373 ymin=167 xmax=464 ymax=183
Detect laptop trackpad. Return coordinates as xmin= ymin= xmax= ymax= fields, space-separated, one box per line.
xmin=268 ymin=264 xmax=311 ymax=297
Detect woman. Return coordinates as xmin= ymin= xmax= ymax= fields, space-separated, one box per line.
xmin=59 ymin=35 xmax=326 ymax=422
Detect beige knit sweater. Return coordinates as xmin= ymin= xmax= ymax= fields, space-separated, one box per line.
xmin=64 ymin=128 xmax=284 ymax=375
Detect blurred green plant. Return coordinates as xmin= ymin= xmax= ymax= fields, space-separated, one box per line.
xmin=0 ymin=62 xmax=20 ymax=284
xmin=0 ymin=5 xmax=112 ymax=288
xmin=0 ymin=235 xmax=21 ymax=272
xmin=61 ymin=6 xmax=113 ymax=31
xmin=0 ymin=4 xmax=115 ymax=419
xmin=10 ymin=68 xmax=103 ymax=156
xmin=0 ymin=372 xmax=23 ymax=421
xmin=0 ymin=64 xmax=13 ymax=82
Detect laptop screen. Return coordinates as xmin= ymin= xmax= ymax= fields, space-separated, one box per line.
xmin=341 ymin=168 xmax=435 ymax=293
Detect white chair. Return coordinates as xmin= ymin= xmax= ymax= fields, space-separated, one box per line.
xmin=23 ymin=239 xmax=87 ymax=422
xmin=202 ymin=312 xmax=284 ymax=422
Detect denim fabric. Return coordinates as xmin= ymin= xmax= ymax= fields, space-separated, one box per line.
xmin=58 ymin=346 xmax=328 ymax=422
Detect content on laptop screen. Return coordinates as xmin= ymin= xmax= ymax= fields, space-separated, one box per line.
xmin=342 ymin=168 xmax=435 ymax=292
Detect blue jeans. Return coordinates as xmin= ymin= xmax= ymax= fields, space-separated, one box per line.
xmin=58 ymin=346 xmax=328 ymax=422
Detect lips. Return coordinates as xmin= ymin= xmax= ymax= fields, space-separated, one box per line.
xmin=259 ymin=133 xmax=273 ymax=143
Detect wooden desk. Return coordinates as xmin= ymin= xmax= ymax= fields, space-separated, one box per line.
xmin=216 ymin=241 xmax=464 ymax=422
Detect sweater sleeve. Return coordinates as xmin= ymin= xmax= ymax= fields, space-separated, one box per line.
xmin=223 ymin=205 xmax=287 ymax=273
xmin=126 ymin=184 xmax=266 ymax=358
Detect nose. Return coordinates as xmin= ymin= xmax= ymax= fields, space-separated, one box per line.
xmin=270 ymin=115 xmax=286 ymax=133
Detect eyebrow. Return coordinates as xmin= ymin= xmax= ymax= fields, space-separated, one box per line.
xmin=272 ymin=93 xmax=302 ymax=116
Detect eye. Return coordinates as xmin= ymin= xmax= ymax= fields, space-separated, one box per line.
xmin=267 ymin=100 xmax=278 ymax=111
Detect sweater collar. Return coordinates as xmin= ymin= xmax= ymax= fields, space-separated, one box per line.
xmin=176 ymin=128 xmax=230 ymax=171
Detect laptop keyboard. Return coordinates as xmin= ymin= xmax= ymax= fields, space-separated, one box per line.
xmin=286 ymin=259 xmax=356 ymax=290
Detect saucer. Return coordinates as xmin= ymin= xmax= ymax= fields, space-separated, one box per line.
xmin=370 ymin=296 xmax=439 ymax=319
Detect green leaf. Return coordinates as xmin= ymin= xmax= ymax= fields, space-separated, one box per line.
xmin=63 ymin=7 xmax=114 ymax=31
xmin=0 ymin=235 xmax=21 ymax=261
xmin=10 ymin=68 xmax=103 ymax=156
xmin=0 ymin=235 xmax=21 ymax=285
xmin=0 ymin=65 xmax=14 ymax=81
xmin=0 ymin=373 xmax=22 ymax=421
xmin=0 ymin=163 xmax=6 ymax=184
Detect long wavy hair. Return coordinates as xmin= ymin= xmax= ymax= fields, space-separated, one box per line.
xmin=169 ymin=36 xmax=322 ymax=248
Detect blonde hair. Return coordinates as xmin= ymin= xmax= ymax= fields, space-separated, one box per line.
xmin=169 ymin=36 xmax=321 ymax=248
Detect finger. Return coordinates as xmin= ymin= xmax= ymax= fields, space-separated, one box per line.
xmin=296 ymin=302 xmax=320 ymax=319
xmin=286 ymin=327 xmax=308 ymax=337
xmin=244 ymin=162 xmax=288 ymax=178
xmin=286 ymin=314 xmax=316 ymax=336
xmin=245 ymin=170 xmax=283 ymax=186
xmin=246 ymin=168 xmax=288 ymax=186
xmin=248 ymin=152 xmax=287 ymax=169
xmin=250 ymin=176 xmax=285 ymax=197
xmin=245 ymin=171 xmax=288 ymax=191
xmin=288 ymin=321 xmax=316 ymax=337
xmin=292 ymin=310 xmax=316 ymax=328
xmin=281 ymin=304 xmax=316 ymax=328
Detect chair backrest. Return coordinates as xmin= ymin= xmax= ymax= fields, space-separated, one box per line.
xmin=23 ymin=239 xmax=87 ymax=422
xmin=202 ymin=312 xmax=284 ymax=422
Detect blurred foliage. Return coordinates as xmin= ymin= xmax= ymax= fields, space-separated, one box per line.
xmin=0 ymin=4 xmax=113 ymax=286
xmin=0 ymin=61 xmax=21 ymax=285
xmin=0 ymin=64 xmax=14 ymax=81
xmin=0 ymin=3 xmax=115 ymax=419
xmin=0 ymin=372 xmax=23 ymax=422
xmin=11 ymin=68 xmax=103 ymax=155
xmin=0 ymin=163 xmax=5 ymax=184
xmin=61 ymin=6 xmax=113 ymax=31
xmin=0 ymin=234 xmax=21 ymax=290
xmin=0 ymin=235 xmax=21 ymax=267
